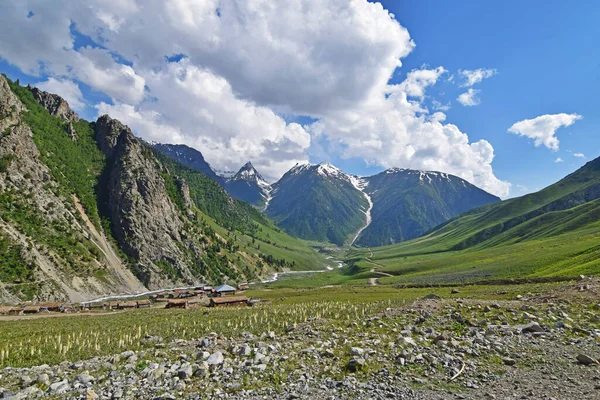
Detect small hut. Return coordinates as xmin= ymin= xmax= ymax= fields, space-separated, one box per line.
xmin=214 ymin=284 xmax=237 ymax=297
xmin=118 ymin=301 xmax=138 ymax=310
xmin=237 ymin=283 xmax=250 ymax=291
xmin=208 ymin=296 xmax=248 ymax=308
xmin=108 ymin=301 xmax=120 ymax=310
xmin=137 ymin=299 xmax=152 ymax=308
xmin=39 ymin=303 xmax=63 ymax=312
xmin=0 ymin=306 xmax=13 ymax=316
xmin=22 ymin=305 xmax=41 ymax=314
xmin=165 ymin=299 xmax=188 ymax=309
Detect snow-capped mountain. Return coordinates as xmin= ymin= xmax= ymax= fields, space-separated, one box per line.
xmin=151 ymin=143 xmax=499 ymax=247
xmin=223 ymin=162 xmax=272 ymax=207
xmin=266 ymin=162 xmax=499 ymax=247
xmin=355 ymin=168 xmax=500 ymax=247
xmin=266 ymin=162 xmax=370 ymax=246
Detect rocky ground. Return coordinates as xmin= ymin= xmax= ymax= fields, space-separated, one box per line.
xmin=0 ymin=282 xmax=599 ymax=399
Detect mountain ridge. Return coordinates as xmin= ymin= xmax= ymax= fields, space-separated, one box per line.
xmin=0 ymin=74 xmax=332 ymax=303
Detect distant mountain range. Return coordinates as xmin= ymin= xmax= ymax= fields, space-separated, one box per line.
xmin=154 ymin=144 xmax=499 ymax=246
xmin=353 ymin=153 xmax=600 ymax=284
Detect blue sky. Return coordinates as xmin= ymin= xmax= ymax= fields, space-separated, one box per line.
xmin=370 ymin=0 xmax=599 ymax=195
xmin=0 ymin=1 xmax=597 ymax=198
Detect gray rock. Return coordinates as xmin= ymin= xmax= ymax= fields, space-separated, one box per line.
xmin=207 ymin=351 xmax=224 ymax=366
xmin=522 ymin=322 xmax=544 ymax=333
xmin=76 ymin=373 xmax=94 ymax=385
xmin=576 ymin=354 xmax=598 ymax=366
xmin=112 ymin=388 xmax=124 ymax=399
xmin=503 ymin=358 xmax=517 ymax=366
xmin=346 ymin=357 xmax=366 ymax=372
xmin=36 ymin=373 xmax=50 ymax=386
xmin=349 ymin=347 xmax=364 ymax=356
xmin=178 ymin=364 xmax=193 ymax=379
xmin=49 ymin=380 xmax=70 ymax=394
xmin=238 ymin=345 xmax=252 ymax=357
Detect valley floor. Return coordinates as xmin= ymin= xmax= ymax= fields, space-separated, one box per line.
xmin=0 ymin=279 xmax=599 ymax=399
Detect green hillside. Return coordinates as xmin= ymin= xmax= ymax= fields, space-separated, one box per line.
xmin=355 ymin=169 xmax=499 ymax=247
xmin=346 ymin=158 xmax=600 ymax=284
xmin=267 ymin=164 xmax=368 ymax=246
xmin=1 ymin=75 xmax=331 ymax=298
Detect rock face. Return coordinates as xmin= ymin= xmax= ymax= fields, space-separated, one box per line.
xmin=0 ymin=75 xmax=146 ymax=303
xmin=27 ymin=86 xmax=79 ymax=122
xmin=95 ymin=115 xmax=199 ymax=287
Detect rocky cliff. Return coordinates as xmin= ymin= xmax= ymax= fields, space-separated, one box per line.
xmin=0 ymin=75 xmax=146 ymax=303
xmin=0 ymin=74 xmax=326 ymax=303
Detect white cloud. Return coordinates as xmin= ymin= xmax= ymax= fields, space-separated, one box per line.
xmin=508 ymin=113 xmax=582 ymax=151
xmin=555 ymin=157 xmax=564 ymax=163
xmin=431 ymin=100 xmax=451 ymax=112
xmin=73 ymin=0 xmax=415 ymax=116
xmin=0 ymin=3 xmax=146 ymax=104
xmin=387 ymin=67 xmax=446 ymax=98
xmin=459 ymin=68 xmax=497 ymax=87
xmin=573 ymin=153 xmax=585 ymax=158
xmin=37 ymin=78 xmax=85 ymax=111
xmin=307 ymin=82 xmax=511 ymax=197
xmin=97 ymin=60 xmax=311 ymax=182
xmin=457 ymin=88 xmax=481 ymax=107
xmin=0 ymin=0 xmax=509 ymax=194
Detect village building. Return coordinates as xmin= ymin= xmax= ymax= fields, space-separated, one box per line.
xmin=165 ymin=299 xmax=188 ymax=309
xmin=108 ymin=301 xmax=120 ymax=310
xmin=136 ymin=299 xmax=152 ymax=308
xmin=237 ymin=283 xmax=250 ymax=291
xmin=0 ymin=306 xmax=14 ymax=316
xmin=22 ymin=305 xmax=40 ymax=314
xmin=214 ymin=284 xmax=237 ymax=297
xmin=209 ymin=296 xmax=249 ymax=307
xmin=39 ymin=302 xmax=63 ymax=312
xmin=118 ymin=301 xmax=138 ymax=310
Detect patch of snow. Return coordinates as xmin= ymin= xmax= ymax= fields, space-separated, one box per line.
xmin=350 ymin=175 xmax=374 ymax=246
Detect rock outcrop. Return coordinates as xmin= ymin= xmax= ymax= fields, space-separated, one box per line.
xmin=27 ymin=86 xmax=79 ymax=123
xmin=0 ymin=75 xmax=146 ymax=303
xmin=95 ymin=115 xmax=201 ymax=287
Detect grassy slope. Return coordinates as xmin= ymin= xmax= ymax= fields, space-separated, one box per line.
xmin=344 ymin=160 xmax=600 ymax=284
xmin=3 ymin=76 xmax=331 ymax=288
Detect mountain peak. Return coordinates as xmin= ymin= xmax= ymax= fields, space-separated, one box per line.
xmin=240 ymin=161 xmax=255 ymax=170
xmin=232 ymin=161 xmax=267 ymax=184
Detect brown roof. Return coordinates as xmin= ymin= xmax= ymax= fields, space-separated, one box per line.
xmin=167 ymin=299 xmax=188 ymax=304
xmin=0 ymin=306 xmax=13 ymax=314
xmin=210 ymin=296 xmax=248 ymax=305
xmin=23 ymin=306 xmax=40 ymax=312
xmin=39 ymin=302 xmax=62 ymax=308
xmin=137 ymin=300 xmax=152 ymax=306
xmin=120 ymin=301 xmax=138 ymax=308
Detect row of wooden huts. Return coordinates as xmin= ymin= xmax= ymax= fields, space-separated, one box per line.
xmin=0 ymin=283 xmax=254 ymax=315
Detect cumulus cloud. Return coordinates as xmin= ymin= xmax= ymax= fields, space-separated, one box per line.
xmin=555 ymin=157 xmax=564 ymax=163
xmin=0 ymin=3 xmax=146 ymax=104
xmin=0 ymin=0 xmax=509 ymax=195
xmin=73 ymin=0 xmax=415 ymax=116
xmin=307 ymin=85 xmax=511 ymax=197
xmin=508 ymin=113 xmax=582 ymax=151
xmin=457 ymin=88 xmax=481 ymax=107
xmin=459 ymin=68 xmax=497 ymax=87
xmin=37 ymin=78 xmax=85 ymax=111
xmin=573 ymin=153 xmax=585 ymax=158
xmin=97 ymin=60 xmax=311 ymax=181
xmin=387 ymin=67 xmax=446 ymax=98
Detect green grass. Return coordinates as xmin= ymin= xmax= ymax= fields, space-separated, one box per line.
xmin=338 ymin=158 xmax=600 ymax=286
xmin=0 ymin=281 xmax=562 ymax=369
